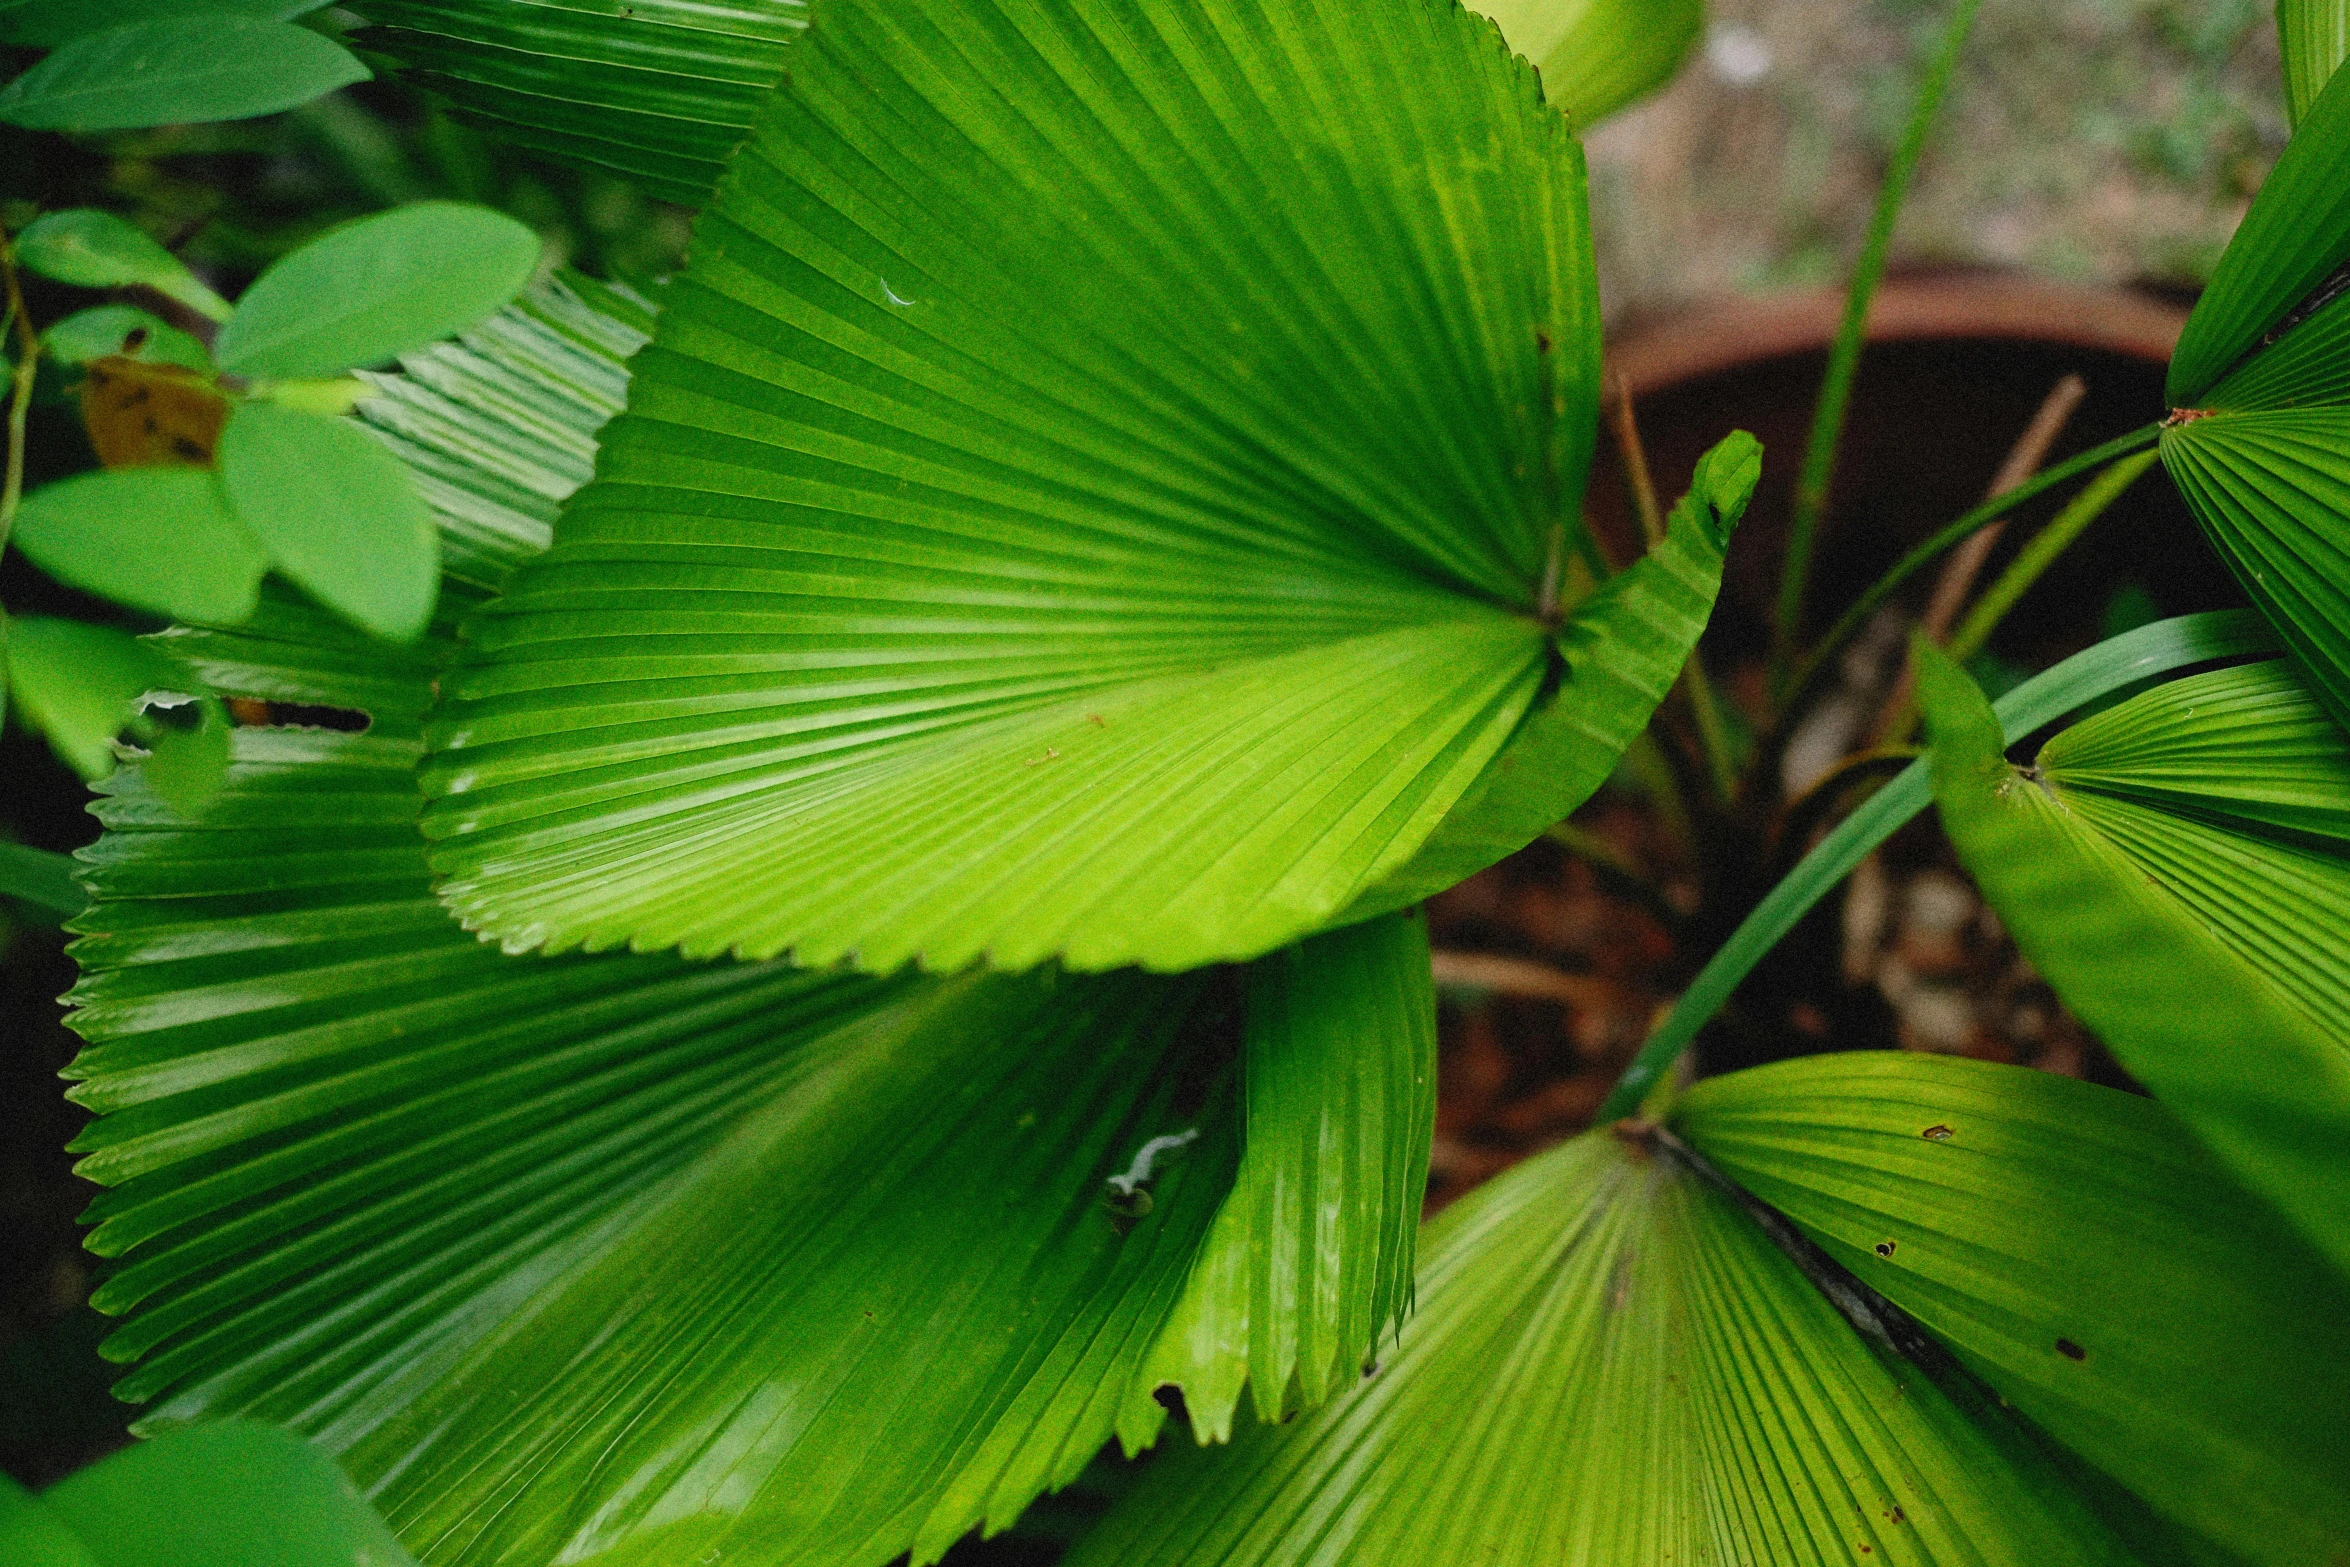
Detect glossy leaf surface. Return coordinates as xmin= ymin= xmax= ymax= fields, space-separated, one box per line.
xmin=13 ymin=469 xmax=269 ymax=625
xmin=1916 ymin=642 xmax=2350 ymax=1276
xmin=1073 ymin=1125 xmax=2146 ymax=1567
xmin=0 ymin=17 xmax=368 ymax=131
xmin=216 ymin=403 xmax=439 ymax=642
xmin=14 ymin=209 xmax=232 ymax=323
xmin=1678 ymin=1052 xmax=2350 ymax=1567
xmin=1481 ymin=0 xmax=1703 ymax=127
xmin=1143 ymin=910 xmax=1436 ymax=1440
xmin=36 ymin=1421 xmax=420 ymax=1567
xmin=419 ymin=0 xmax=1648 ymax=974
xmin=213 ymin=202 xmax=541 ymax=380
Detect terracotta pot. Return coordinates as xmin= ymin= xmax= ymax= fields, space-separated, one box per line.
xmin=1585 ymin=269 xmax=2239 ymax=671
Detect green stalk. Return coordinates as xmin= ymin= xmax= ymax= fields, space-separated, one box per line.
xmin=1596 ymin=609 xmax=2277 ymax=1121
xmin=1778 ymin=422 xmax=2163 ymax=722
xmin=1771 ymin=0 xmax=1985 ymax=691
xmin=1943 ymin=449 xmax=2162 ymax=665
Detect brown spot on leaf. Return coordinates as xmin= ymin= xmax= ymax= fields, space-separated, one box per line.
xmin=1921 ymin=1124 xmax=1954 ymax=1142
xmin=78 ymin=357 xmax=228 ymax=469
xmin=2055 ymin=1338 xmax=2086 ymax=1361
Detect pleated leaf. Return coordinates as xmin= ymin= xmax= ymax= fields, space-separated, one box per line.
xmin=1068 ymin=1124 xmax=2150 ymax=1567
xmin=1140 ymin=909 xmax=1436 ymax=1443
xmin=65 ymin=275 xmax=1449 ymax=1565
xmin=1482 ymin=0 xmax=1704 ymax=128
xmin=2281 ymin=0 xmax=2350 ymax=128
xmin=1677 ymin=1051 xmax=2350 ymax=1567
xmin=418 ymin=0 xmax=1642 ymax=975
xmin=1915 ymin=642 xmax=2350 ymax=1277
xmin=2167 ymin=59 xmax=2350 ymax=406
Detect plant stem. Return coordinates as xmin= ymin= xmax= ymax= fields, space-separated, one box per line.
xmin=1771 ymin=0 xmax=1985 ymax=692
xmin=1777 ymin=421 xmax=2163 ymax=725
xmin=1943 ymin=448 xmax=2162 ymax=666
xmin=0 ymin=233 xmax=39 ymax=558
xmin=1594 ymin=609 xmax=2276 ymax=1122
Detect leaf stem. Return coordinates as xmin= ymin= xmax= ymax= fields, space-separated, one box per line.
xmin=1771 ymin=0 xmax=1985 ymax=691
xmin=1942 ymin=449 xmax=2162 ymax=666
xmin=0 ymin=232 xmax=40 ymax=559
xmin=1777 ymin=422 xmax=2163 ymax=725
xmin=1595 ymin=609 xmax=2277 ymax=1121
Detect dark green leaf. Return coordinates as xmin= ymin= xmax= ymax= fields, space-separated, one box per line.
xmin=13 ymin=470 xmax=269 ymax=625
xmin=0 ymin=0 xmax=328 ymax=48
xmin=419 ymin=0 xmax=1617 ymax=974
xmin=3 ymin=615 xmax=194 ymax=781
xmin=1345 ymin=431 xmax=1758 ymax=919
xmin=2167 ymin=60 xmax=2350 ymax=405
xmin=37 ymin=1421 xmax=419 ymax=1567
xmin=1915 ymin=640 xmax=2350 ymax=1277
xmin=13 ymin=210 xmax=231 ymax=323
xmin=1141 ymin=910 xmax=1436 ymax=1440
xmin=213 ymin=202 xmax=540 ymax=380
xmin=1072 ymin=1126 xmax=2148 ymax=1567
xmin=2280 ymin=0 xmax=2349 ymax=126
xmin=1678 ymin=1051 xmax=2350 ymax=1567
xmin=43 ymin=305 xmax=212 ymax=372
xmin=1481 ymin=0 xmax=1704 ymax=127
xmin=0 ymin=18 xmax=368 ymax=132
xmin=347 ymin=0 xmax=800 ymax=205
xmin=216 ymin=402 xmax=439 ymax=641
xmin=0 ymin=841 xmax=86 ymax=919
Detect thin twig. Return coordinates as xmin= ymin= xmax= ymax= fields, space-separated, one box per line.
xmin=1610 ymin=367 xmax=1666 ymax=548
xmin=1944 ymin=448 xmax=2162 ymax=665
xmin=1868 ymin=373 xmax=2085 ymax=744
xmin=1430 ymin=951 xmax=1625 ymax=1012
xmin=0 ymin=233 xmax=40 ymax=557
xmin=1772 ymin=0 xmax=1986 ymax=693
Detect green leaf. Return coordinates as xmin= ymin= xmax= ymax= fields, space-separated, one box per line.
xmin=1141 ymin=909 xmax=1436 ymax=1441
xmin=420 ymin=0 xmax=1614 ymax=974
xmin=12 ymin=470 xmax=269 ymax=625
xmin=0 ymin=1475 xmax=98 ymax=1567
xmin=1477 ymin=0 xmax=1704 ymax=128
xmin=0 ymin=18 xmax=369 ymax=132
xmin=216 ymin=402 xmax=439 ymax=641
xmin=1915 ymin=640 xmax=2350 ymax=1277
xmin=1677 ymin=1051 xmax=2350 ymax=1567
xmin=13 ymin=210 xmax=232 ymax=324
xmin=3 ymin=615 xmax=195 ymax=780
xmin=0 ymin=840 xmax=87 ymax=919
xmin=0 ymin=0 xmax=329 ymax=48
xmin=37 ymin=1421 xmax=420 ymax=1567
xmin=1072 ymin=1125 xmax=2152 ymax=1567
xmin=213 ymin=202 xmax=541 ymax=380
xmin=1344 ymin=431 xmax=1758 ymax=920
xmin=1600 ymin=608 xmax=2282 ymax=1119
xmin=347 ymin=0 xmax=803 ymax=204
xmin=2168 ymin=60 xmax=2350 ymax=406
xmin=66 ymin=274 xmax=1442 ymax=1566
xmin=43 ymin=305 xmax=213 ymax=372
xmin=2280 ymin=0 xmax=2350 ymax=126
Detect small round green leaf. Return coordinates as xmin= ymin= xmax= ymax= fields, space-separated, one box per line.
xmin=217 ymin=403 xmax=439 ymax=641
xmin=0 ymin=0 xmax=328 ymax=48
xmin=13 ymin=209 xmax=232 ymax=323
xmin=2 ymin=615 xmax=195 ymax=781
xmin=0 ymin=18 xmax=368 ymax=133
xmin=12 ymin=468 xmax=269 ymax=624
xmin=39 ymin=1421 xmax=419 ymax=1567
xmin=42 ymin=305 xmax=213 ymax=370
xmin=213 ymin=202 xmax=540 ymax=379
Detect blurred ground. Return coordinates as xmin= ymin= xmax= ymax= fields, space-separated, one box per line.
xmin=1588 ymin=0 xmax=2287 ymax=320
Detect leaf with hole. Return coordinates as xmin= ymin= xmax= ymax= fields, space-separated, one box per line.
xmin=213 ymin=201 xmax=541 ymax=380
xmin=13 ymin=469 xmax=269 ymax=625
xmin=0 ymin=17 xmax=368 ymax=132
xmin=216 ymin=402 xmax=439 ymax=642
xmin=44 ymin=306 xmax=212 ymax=373
xmin=13 ymin=210 xmax=231 ymax=323
xmin=3 ymin=616 xmax=203 ymax=784
xmin=1677 ymin=1051 xmax=2350 ymax=1567
xmin=1915 ymin=641 xmax=2350 ymax=1277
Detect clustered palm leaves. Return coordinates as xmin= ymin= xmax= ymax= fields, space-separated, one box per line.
xmin=4 ymin=0 xmax=2350 ymax=1563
